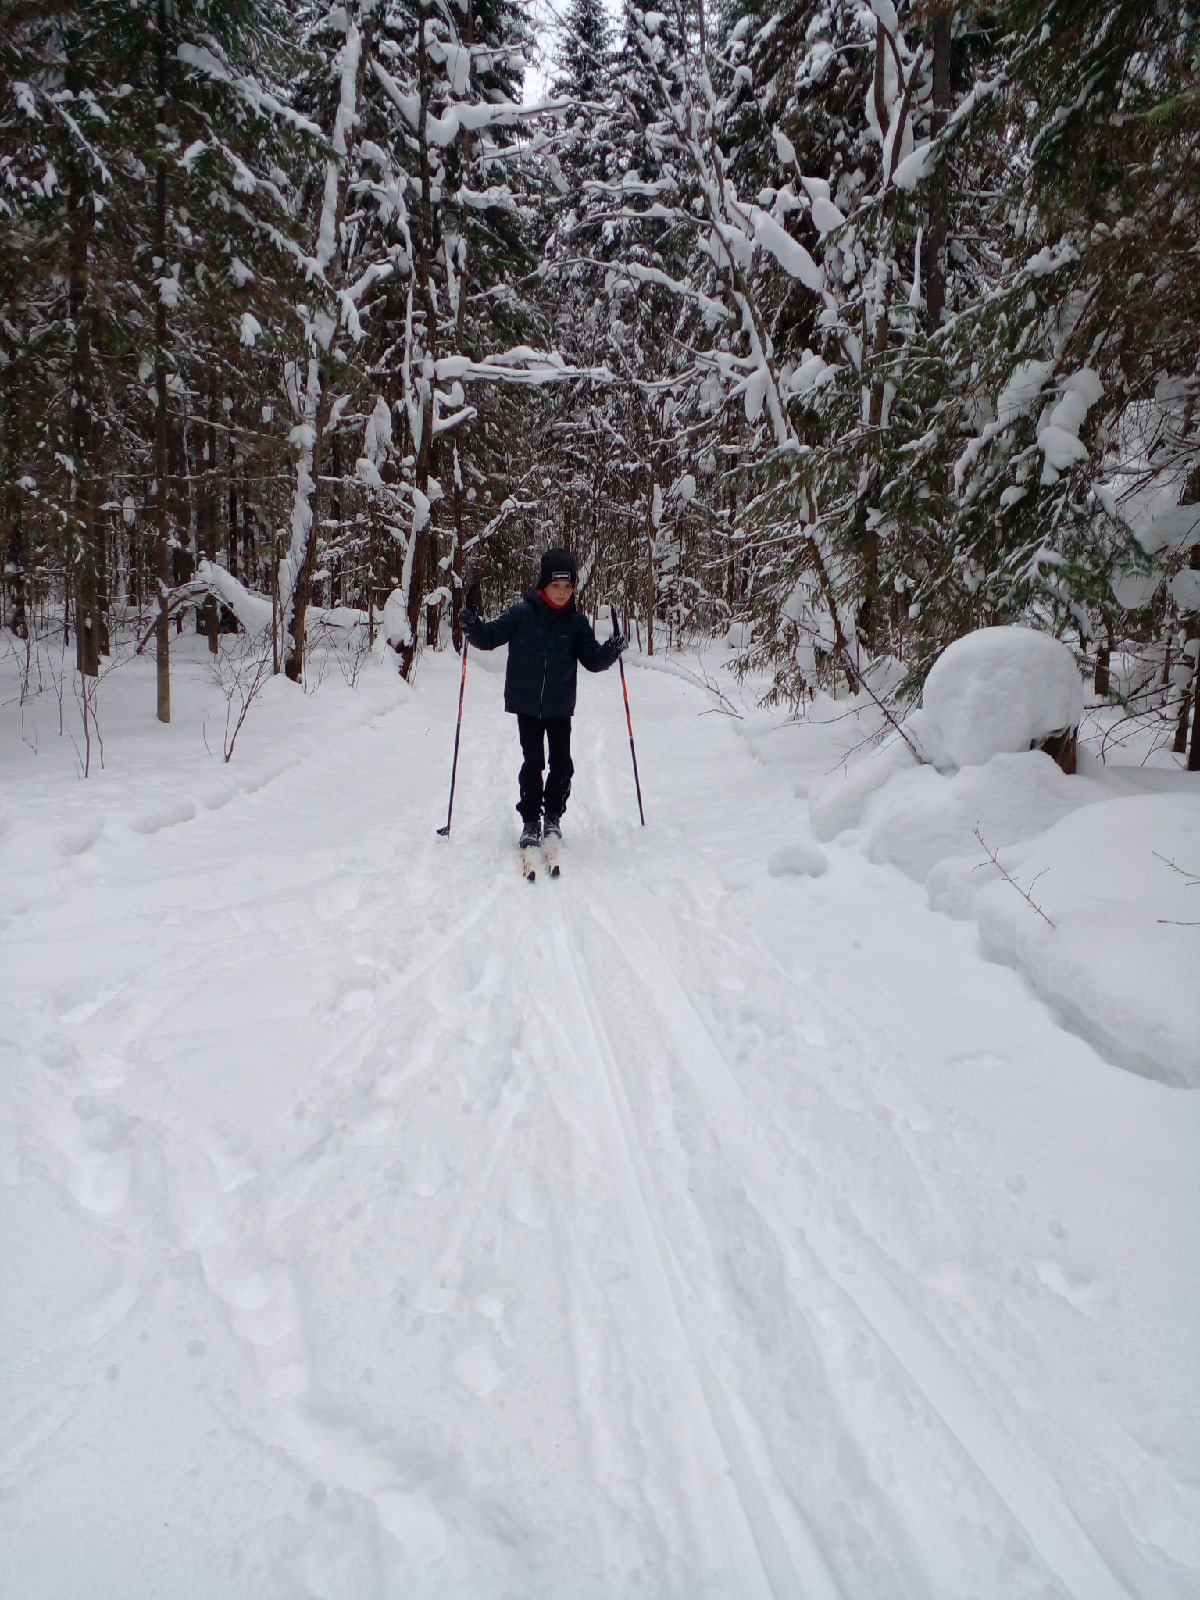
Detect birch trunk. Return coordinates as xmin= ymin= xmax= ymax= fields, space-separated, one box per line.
xmin=282 ymin=9 xmax=368 ymax=683
xmin=396 ymin=5 xmax=439 ymax=681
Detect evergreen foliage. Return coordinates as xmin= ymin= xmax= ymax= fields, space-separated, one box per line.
xmin=1 ymin=0 xmax=1195 ymax=758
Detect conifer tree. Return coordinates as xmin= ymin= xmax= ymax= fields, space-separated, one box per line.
xmin=868 ymin=0 xmax=1199 ymax=700
xmin=0 ymin=0 xmax=310 ymax=714
xmin=281 ymin=0 xmax=570 ymax=680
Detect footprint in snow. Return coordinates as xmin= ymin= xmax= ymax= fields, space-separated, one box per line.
xmin=333 ymin=978 xmax=376 ymax=1016
xmin=1034 ymin=1258 xmax=1113 ymax=1313
xmin=38 ymin=1030 xmax=85 ymax=1079
xmin=47 ymin=1093 xmax=139 ymax=1215
xmin=201 ymin=1247 xmax=311 ymax=1398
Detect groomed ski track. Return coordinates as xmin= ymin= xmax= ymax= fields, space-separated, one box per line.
xmin=3 ymin=646 xmax=1193 ymax=1600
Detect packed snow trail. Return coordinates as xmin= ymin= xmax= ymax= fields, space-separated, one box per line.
xmin=2 ymin=644 xmax=1197 ymax=1599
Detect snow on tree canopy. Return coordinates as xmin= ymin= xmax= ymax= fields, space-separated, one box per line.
xmin=922 ymin=627 xmax=1084 ymax=768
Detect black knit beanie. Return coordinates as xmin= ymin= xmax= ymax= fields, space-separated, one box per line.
xmin=538 ymin=547 xmax=577 ymax=588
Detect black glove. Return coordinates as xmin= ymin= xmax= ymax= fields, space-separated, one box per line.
xmin=458 ymin=580 xmax=483 ymax=632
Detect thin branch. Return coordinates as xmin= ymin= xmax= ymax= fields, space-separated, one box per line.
xmin=1153 ymin=850 xmax=1199 ymax=886
xmin=973 ymin=827 xmax=1056 ymax=928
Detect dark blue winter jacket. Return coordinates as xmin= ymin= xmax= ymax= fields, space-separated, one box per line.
xmin=461 ymin=589 xmax=620 ymax=719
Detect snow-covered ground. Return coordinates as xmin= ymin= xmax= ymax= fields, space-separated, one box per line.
xmin=2 ymin=626 xmax=1197 ymax=1600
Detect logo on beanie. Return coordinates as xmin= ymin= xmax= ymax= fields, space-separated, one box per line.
xmin=539 ymin=548 xmax=577 ymax=588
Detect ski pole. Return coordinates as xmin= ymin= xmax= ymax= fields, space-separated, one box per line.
xmin=612 ymin=606 xmax=645 ymax=826
xmin=436 ymin=635 xmax=469 ymax=837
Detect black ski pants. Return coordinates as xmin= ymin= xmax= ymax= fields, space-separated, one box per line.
xmin=516 ymin=714 xmax=573 ymax=824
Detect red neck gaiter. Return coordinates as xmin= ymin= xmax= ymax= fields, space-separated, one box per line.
xmin=538 ymin=588 xmax=571 ymax=610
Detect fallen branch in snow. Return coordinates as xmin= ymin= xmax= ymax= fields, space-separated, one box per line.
xmin=1153 ymin=850 xmax=1199 ymax=886
xmin=1153 ymin=851 xmax=1199 ymax=923
xmin=973 ymin=827 xmax=1056 ymax=929
xmin=632 ymin=653 xmax=742 ymax=717
xmin=838 ymin=652 xmax=925 ymax=761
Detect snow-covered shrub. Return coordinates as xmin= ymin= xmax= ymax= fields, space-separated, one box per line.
xmin=922 ymin=626 xmax=1084 ymax=769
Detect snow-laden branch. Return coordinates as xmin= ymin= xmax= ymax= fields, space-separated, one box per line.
xmin=433 ymin=350 xmax=612 ymax=387
xmin=630 ymin=19 xmax=854 ymax=676
xmin=743 ymin=208 xmax=824 ymax=293
xmin=564 ymin=256 xmax=736 ymax=326
xmin=370 ymin=58 xmax=566 ymax=148
xmin=177 ymin=43 xmax=324 ymax=138
xmin=195 ymin=560 xmax=274 ymax=634
xmin=47 ymin=98 xmax=112 ymax=186
xmin=338 ymin=259 xmax=395 ymax=341
xmin=581 ymin=176 xmax=679 ymax=201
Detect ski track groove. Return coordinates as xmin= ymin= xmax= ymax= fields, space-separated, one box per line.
xmin=8 ymin=675 xmax=1173 ymax=1599
xmin=578 ymin=864 xmax=1135 ymax=1600
xmin=543 ymin=891 xmax=843 ymax=1600
xmin=411 ymin=1053 xmax=531 ymax=1317
xmin=553 ymin=1223 xmax=646 ymax=1588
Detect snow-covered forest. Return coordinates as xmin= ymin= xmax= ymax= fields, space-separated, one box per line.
xmin=1 ymin=0 xmax=1198 ymax=742
xmin=2 ymin=5 xmax=1200 ymax=1598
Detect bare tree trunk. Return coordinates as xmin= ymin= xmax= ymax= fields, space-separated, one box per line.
xmin=443 ymin=17 xmax=474 ymax=658
xmin=200 ymin=369 xmax=220 ymax=653
xmin=153 ymin=0 xmax=172 ymax=722
xmin=1094 ymin=623 xmax=1112 ymax=697
xmin=1 ymin=316 xmax=27 ymax=638
xmin=284 ymin=7 xmax=369 ymax=683
xmin=97 ymin=495 xmax=110 ymax=655
xmin=398 ymin=3 xmax=439 ymax=680
xmin=242 ymin=484 xmax=253 ymax=584
xmin=227 ymin=480 xmax=239 ymax=580
xmin=644 ymin=530 xmax=656 ymax=658
xmin=284 ymin=378 xmax=331 ymax=682
xmin=923 ymin=13 xmax=952 ymax=332
xmin=272 ymin=533 xmax=281 ymax=676
xmin=1173 ymin=611 xmax=1199 ymax=753
xmin=859 ymin=262 xmax=892 ymax=651
xmin=65 ymin=28 xmax=101 ymax=679
xmin=1 ymin=485 xmax=26 ymax=640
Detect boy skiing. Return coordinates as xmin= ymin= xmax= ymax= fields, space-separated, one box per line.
xmin=457 ymin=548 xmax=626 ymax=850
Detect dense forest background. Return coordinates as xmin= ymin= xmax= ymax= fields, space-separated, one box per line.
xmin=2 ymin=0 xmax=1197 ymax=761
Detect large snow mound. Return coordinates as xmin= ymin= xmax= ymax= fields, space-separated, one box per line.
xmin=810 ymin=736 xmax=1200 ymax=1089
xmin=866 ymin=752 xmax=1106 ymax=883
xmin=923 ymin=626 xmax=1085 ymax=767
xmin=973 ymin=795 xmax=1200 ymax=1088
